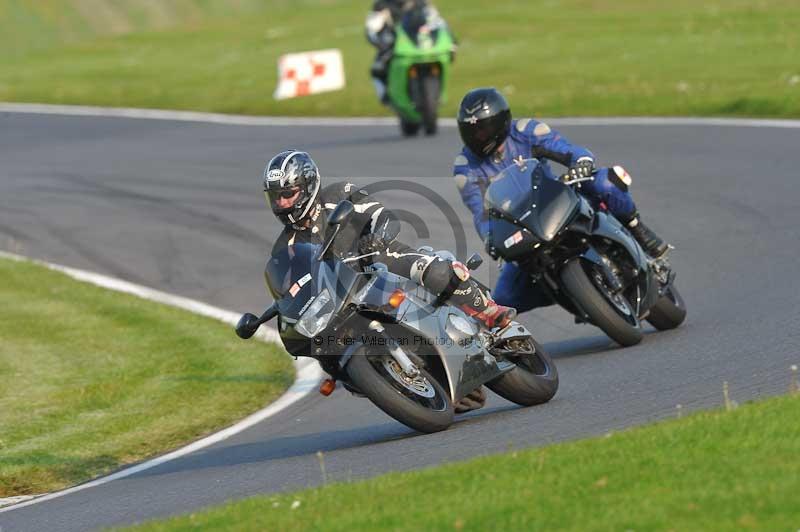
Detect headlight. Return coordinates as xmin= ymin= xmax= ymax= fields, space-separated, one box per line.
xmin=446 ymin=313 xmax=478 ymax=343
xmin=295 ymin=289 xmax=335 ymax=338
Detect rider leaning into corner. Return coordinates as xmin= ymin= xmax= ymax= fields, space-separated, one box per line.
xmin=452 ymin=87 xmax=671 ymax=314
xmin=264 ymin=150 xmax=515 ymax=331
xmin=265 ymin=150 xmax=510 ymax=411
xmin=364 ymin=0 xmax=451 ymax=104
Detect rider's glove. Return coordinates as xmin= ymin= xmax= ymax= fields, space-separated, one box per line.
xmin=358 ymin=217 xmax=400 ymax=255
xmin=566 ymin=157 xmax=596 ymax=181
xmin=358 ymin=233 xmax=388 ymax=255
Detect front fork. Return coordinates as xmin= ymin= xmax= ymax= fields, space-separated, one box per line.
xmin=368 ymin=320 xmax=420 ymax=377
xmin=581 ymin=247 xmax=625 ymax=294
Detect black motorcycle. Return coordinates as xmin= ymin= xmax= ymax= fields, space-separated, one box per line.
xmin=236 ymin=201 xmax=558 ymax=433
xmin=485 ymin=159 xmax=686 ymax=347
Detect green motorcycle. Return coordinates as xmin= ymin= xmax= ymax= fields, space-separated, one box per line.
xmin=387 ymin=5 xmax=455 ymax=136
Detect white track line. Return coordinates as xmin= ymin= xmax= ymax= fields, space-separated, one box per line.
xmin=3 ymin=102 xmax=800 ymax=128
xmin=0 ymin=251 xmax=324 ymax=513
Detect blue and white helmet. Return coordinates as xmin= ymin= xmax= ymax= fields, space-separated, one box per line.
xmin=263 ymin=150 xmax=321 ymax=225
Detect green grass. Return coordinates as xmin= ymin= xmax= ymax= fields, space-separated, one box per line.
xmin=0 ymin=256 xmax=293 ymax=497
xmin=126 ymin=392 xmax=800 ymax=531
xmin=1 ymin=1 xmax=799 ymax=117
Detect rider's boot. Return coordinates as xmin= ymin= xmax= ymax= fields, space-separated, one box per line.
xmin=450 ymin=280 xmax=516 ymax=330
xmin=371 ymin=76 xmax=390 ymax=105
xmin=370 ymin=54 xmax=391 ymax=105
xmin=624 ymin=212 xmax=669 ymax=258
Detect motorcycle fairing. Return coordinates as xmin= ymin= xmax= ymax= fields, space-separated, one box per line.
xmin=589 ymin=211 xmax=647 ymax=274
xmin=489 ymin=218 xmax=539 ymax=261
xmin=424 ymin=306 xmax=511 ymax=402
xmin=349 ymin=270 xmax=511 ymax=401
xmin=485 ymin=160 xmax=580 ymax=244
xmin=267 ymin=242 xmax=516 ymax=403
xmin=570 ymin=212 xmax=660 ymax=318
xmin=266 ymin=243 xmax=359 ymax=322
xmin=528 ymin=168 xmax=581 ymax=242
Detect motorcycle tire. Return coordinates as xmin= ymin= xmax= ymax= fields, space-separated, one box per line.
xmin=560 ymin=258 xmax=643 ymax=347
xmin=400 ymin=118 xmax=420 ymax=137
xmin=347 ymin=350 xmax=453 ymax=433
xmin=647 ymin=284 xmax=687 ymax=330
xmin=486 ymin=338 xmax=558 ymax=406
xmin=419 ymin=74 xmax=440 ymax=136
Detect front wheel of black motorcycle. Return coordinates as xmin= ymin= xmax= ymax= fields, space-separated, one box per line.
xmin=486 ymin=338 xmax=559 ymax=406
xmin=347 ymin=350 xmax=453 ymax=433
xmin=647 ymin=284 xmax=687 ymax=330
xmin=560 ymin=258 xmax=643 ymax=347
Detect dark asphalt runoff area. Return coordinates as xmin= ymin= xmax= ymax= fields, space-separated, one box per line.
xmin=1 ymin=112 xmax=799 ymax=531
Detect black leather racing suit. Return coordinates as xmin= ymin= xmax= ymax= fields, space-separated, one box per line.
xmin=270 ymin=181 xmax=473 ymax=300
xmin=270 ymin=181 xmax=510 ymax=412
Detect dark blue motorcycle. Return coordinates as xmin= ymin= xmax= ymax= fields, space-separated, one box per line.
xmin=485 ymin=159 xmax=686 ymax=347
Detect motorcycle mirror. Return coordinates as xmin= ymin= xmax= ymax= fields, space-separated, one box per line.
xmin=316 ymin=224 xmax=340 ymax=261
xmin=466 ymin=253 xmax=483 ymax=271
xmin=327 ymin=200 xmax=354 ymax=227
xmin=235 ymin=304 xmax=279 ymax=339
xmin=235 ymin=313 xmax=261 ymax=339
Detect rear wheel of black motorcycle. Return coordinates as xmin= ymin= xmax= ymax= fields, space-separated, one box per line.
xmin=347 ymin=351 xmax=453 ymax=433
xmin=647 ymin=284 xmax=687 ymax=330
xmin=419 ymin=75 xmax=440 ymax=135
xmin=487 ymin=338 xmax=559 ymax=406
xmin=560 ymin=258 xmax=643 ymax=347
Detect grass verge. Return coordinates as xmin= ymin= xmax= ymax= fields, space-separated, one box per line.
xmin=1 ymin=1 xmax=799 ymax=118
xmin=0 ymin=256 xmax=293 ymax=497
xmin=127 ymin=393 xmax=800 ymax=531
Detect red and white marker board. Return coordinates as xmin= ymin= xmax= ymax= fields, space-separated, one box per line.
xmin=274 ymin=49 xmax=345 ymax=100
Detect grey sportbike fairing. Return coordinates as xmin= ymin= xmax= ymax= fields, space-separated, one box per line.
xmin=237 ymin=201 xmax=558 ymax=433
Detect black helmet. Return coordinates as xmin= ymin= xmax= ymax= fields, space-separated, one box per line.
xmin=457 ymin=88 xmax=512 ymax=158
xmin=263 ymin=150 xmax=321 ymax=225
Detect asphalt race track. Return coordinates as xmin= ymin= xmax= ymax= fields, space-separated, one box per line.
xmin=1 ymin=111 xmax=799 ymax=531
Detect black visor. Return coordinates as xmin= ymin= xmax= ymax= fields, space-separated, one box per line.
xmin=266 ymin=186 xmax=302 ymax=213
xmin=458 ymin=111 xmax=510 ymax=157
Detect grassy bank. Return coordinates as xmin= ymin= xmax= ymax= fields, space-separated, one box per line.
xmin=1 ymin=1 xmax=798 ymax=117
xmin=0 ymin=256 xmax=292 ymax=496
xmin=128 ymin=392 xmax=800 ymax=531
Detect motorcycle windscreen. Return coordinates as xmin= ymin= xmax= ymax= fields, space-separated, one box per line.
xmin=484 ymin=160 xmax=537 ymax=222
xmin=527 ymin=168 xmax=581 ymax=241
xmin=264 ymin=242 xmax=357 ymax=320
xmin=486 ymin=159 xmax=580 ymax=242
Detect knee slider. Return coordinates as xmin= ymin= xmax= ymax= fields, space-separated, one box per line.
xmin=414 ymin=257 xmax=454 ymax=295
xmin=609 ymin=165 xmax=633 ymax=192
xmin=410 ymin=255 xmax=437 ymax=286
